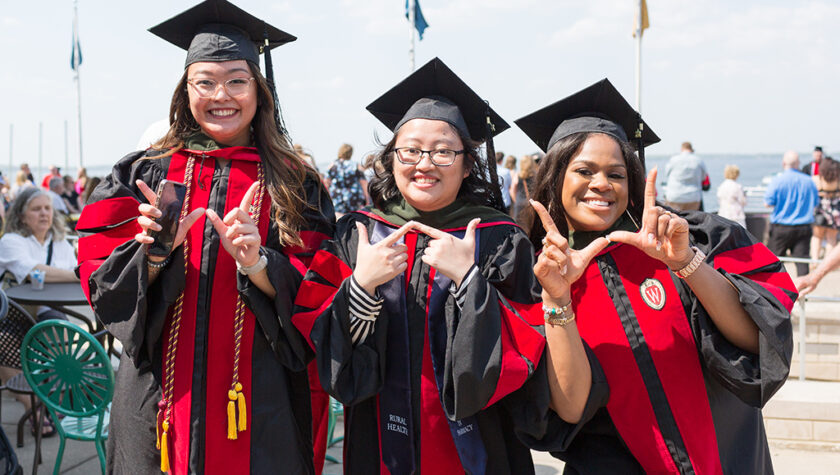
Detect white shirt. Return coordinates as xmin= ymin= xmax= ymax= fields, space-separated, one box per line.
xmin=0 ymin=232 xmax=77 ymax=284
xmin=716 ymin=178 xmax=747 ymax=227
xmin=497 ymin=167 xmax=513 ymax=208
xmin=47 ymin=190 xmax=69 ymax=214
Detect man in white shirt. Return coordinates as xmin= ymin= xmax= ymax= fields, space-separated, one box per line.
xmin=495 ymin=152 xmax=513 ymax=213
xmin=46 ymin=177 xmax=70 ymax=215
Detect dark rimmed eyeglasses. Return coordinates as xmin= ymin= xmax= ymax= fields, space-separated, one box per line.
xmin=393 ymin=147 xmax=465 ymax=167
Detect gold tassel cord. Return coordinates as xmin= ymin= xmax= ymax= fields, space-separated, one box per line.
xmin=157 ymin=155 xmax=197 ymax=473
xmin=236 ymin=382 xmax=247 ymax=431
xmin=225 ymin=163 xmax=265 ymax=440
xmin=160 ymin=421 xmax=171 ymax=473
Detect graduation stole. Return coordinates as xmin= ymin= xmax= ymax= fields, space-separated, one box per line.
xmin=155 ymin=149 xmax=269 ymax=474
xmin=372 ymin=220 xmax=487 ymax=474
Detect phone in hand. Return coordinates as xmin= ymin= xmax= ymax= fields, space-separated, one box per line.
xmin=147 ymin=179 xmax=187 ymax=257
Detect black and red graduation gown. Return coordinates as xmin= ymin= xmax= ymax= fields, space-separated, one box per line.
xmin=293 ymin=202 xmax=546 ymax=474
xmin=510 ymin=211 xmax=796 ymax=474
xmin=76 ymin=143 xmax=334 ymax=474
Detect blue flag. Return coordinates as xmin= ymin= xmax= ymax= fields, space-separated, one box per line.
xmin=405 ymin=0 xmax=429 ymax=40
xmin=71 ymin=23 xmax=82 ymax=71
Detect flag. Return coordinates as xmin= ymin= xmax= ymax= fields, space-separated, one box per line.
xmin=405 ymin=0 xmax=429 ymax=40
xmin=71 ymin=19 xmax=83 ymax=71
xmin=632 ymin=0 xmax=650 ymax=38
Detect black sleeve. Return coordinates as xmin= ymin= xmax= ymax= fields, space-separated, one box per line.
xmin=437 ymin=225 xmax=547 ymax=420
xmin=505 ymin=342 xmax=610 ymax=453
xmin=84 ymin=152 xmax=183 ymax=369
xmin=681 ymin=211 xmax=796 ymax=407
xmin=292 ymin=213 xmax=388 ymax=405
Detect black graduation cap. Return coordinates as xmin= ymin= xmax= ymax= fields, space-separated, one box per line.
xmin=148 ymin=0 xmax=296 ymax=69
xmin=366 ymin=57 xmax=509 ymax=143
xmin=515 ymin=78 xmax=659 ymax=153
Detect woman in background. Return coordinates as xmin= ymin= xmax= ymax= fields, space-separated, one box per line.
xmin=326 ymin=143 xmax=369 ymax=218
xmin=510 ymin=154 xmax=536 ymax=225
xmin=811 ymin=157 xmax=840 ymax=265
xmin=716 ymin=164 xmax=747 ymax=227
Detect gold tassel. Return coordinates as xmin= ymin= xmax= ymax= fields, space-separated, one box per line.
xmin=235 ymin=382 xmax=246 ymax=432
xmin=227 ymin=390 xmax=238 ymax=440
xmin=160 ymin=421 xmax=170 ymax=473
xmin=156 ymin=418 xmax=161 ymax=451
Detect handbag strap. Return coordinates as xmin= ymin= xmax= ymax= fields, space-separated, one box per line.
xmin=46 ymin=240 xmax=54 ymax=266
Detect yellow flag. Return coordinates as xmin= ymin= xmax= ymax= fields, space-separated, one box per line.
xmin=633 ymin=0 xmax=650 ymax=38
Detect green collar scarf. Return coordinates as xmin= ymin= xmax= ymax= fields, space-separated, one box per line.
xmin=183 ymin=132 xmax=253 ymax=151
xmin=567 ymin=212 xmax=638 ymax=250
xmin=370 ymin=198 xmax=513 ymax=229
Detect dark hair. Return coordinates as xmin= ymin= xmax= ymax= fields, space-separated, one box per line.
xmin=148 ymin=61 xmax=316 ymax=247
xmin=524 ymin=132 xmax=645 ymax=249
xmin=821 ymin=157 xmax=840 ymax=182
xmin=367 ymin=123 xmax=505 ymax=212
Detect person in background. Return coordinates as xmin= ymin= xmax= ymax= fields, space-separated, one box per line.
xmin=20 ymin=163 xmax=34 ymax=183
xmin=510 ymin=154 xmax=536 ymax=224
xmin=765 ymin=150 xmax=820 ymax=276
xmin=326 ymin=143 xmax=368 ymax=218
xmin=716 ymin=164 xmax=747 ymax=227
xmin=664 ymin=141 xmax=710 ymax=211
xmin=74 ymin=167 xmax=88 ymax=195
xmin=802 ymin=145 xmax=824 ymax=176
xmin=40 ymin=165 xmax=61 ymax=189
xmin=10 ymin=170 xmax=35 ymax=201
xmin=46 ymin=177 xmax=70 ymax=216
xmin=79 ymin=176 xmax=100 ymax=207
xmin=61 ymin=175 xmax=82 ymax=214
xmin=294 ymin=143 xmax=319 ymax=173
xmin=495 ymin=151 xmax=513 ymax=213
xmin=795 ymin=235 xmax=840 ymax=295
xmin=811 ymin=157 xmax=840 ymax=266
xmin=504 ymin=154 xmax=517 ymax=175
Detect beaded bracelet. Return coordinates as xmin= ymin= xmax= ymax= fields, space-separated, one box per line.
xmin=147 ymin=255 xmax=172 ymax=269
xmin=543 ymin=302 xmax=576 ymax=326
xmin=674 ymin=247 xmax=706 ymax=279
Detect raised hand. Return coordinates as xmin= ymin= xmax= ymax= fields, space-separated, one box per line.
xmin=206 ymin=182 xmax=262 ymax=268
xmin=134 ymin=179 xmax=204 ymax=255
xmin=606 ymin=168 xmax=695 ymax=271
xmin=412 ymin=219 xmax=480 ymax=288
xmin=353 ymin=221 xmax=416 ymax=296
xmin=531 ymin=200 xmax=610 ymax=303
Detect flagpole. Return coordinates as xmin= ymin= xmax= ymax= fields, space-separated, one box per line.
xmin=635 ymin=0 xmax=642 ymax=112
xmin=73 ymin=0 xmax=84 ymax=168
xmin=408 ymin=0 xmax=416 ymax=71
xmin=38 ymin=122 xmax=43 ymax=181
xmin=7 ymin=124 xmax=12 ymax=178
xmin=64 ymin=120 xmax=69 ymax=171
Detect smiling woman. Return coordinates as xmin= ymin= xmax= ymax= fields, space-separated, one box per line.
xmin=292 ymin=57 xmax=548 ymax=473
xmin=73 ymin=1 xmax=335 ymax=474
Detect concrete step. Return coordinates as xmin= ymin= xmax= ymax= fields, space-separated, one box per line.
xmin=764 ymin=380 xmax=840 ymax=451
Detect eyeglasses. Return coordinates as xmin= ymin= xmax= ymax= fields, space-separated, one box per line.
xmin=394 ymin=147 xmax=465 ymax=167
xmin=187 ymin=77 xmax=255 ymax=97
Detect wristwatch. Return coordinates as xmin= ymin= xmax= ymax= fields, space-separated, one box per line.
xmin=237 ymin=253 xmax=268 ymax=275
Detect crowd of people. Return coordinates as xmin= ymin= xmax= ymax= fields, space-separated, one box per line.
xmin=0 ymin=1 xmax=812 ymax=474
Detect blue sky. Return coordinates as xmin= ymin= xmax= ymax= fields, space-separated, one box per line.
xmin=2 ymin=0 xmax=840 ymax=174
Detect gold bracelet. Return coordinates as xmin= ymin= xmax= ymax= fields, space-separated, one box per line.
xmin=543 ymin=302 xmax=576 ymax=326
xmin=674 ymin=246 xmax=706 ymax=279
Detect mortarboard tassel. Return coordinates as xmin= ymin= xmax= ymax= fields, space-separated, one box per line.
xmin=235 ymin=382 xmax=247 ymax=432
xmin=635 ymin=112 xmax=646 ymax=170
xmin=483 ymin=101 xmax=504 ymax=212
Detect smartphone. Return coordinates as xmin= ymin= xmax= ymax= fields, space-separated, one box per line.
xmin=147 ymin=179 xmax=187 ymax=257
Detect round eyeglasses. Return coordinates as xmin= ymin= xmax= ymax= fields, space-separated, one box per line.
xmin=394 ymin=147 xmax=465 ymax=167
xmin=187 ymin=77 xmax=255 ymax=98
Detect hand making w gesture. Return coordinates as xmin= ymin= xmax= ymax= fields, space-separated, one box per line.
xmin=606 ymin=168 xmax=695 ymax=271
xmin=206 ymin=181 xmax=262 ymax=268
xmin=412 ymin=218 xmax=480 ymax=288
xmin=530 ymin=200 xmax=610 ymax=303
xmin=353 ymin=221 xmax=417 ymax=296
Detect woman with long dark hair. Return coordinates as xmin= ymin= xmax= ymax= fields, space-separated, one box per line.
xmin=75 ymin=1 xmax=333 ymax=473
xmin=293 ymin=58 xmax=547 ymax=473
xmin=509 ymin=79 xmax=796 ymax=473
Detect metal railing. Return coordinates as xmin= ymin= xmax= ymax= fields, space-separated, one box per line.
xmin=777 ymin=256 xmax=838 ymax=381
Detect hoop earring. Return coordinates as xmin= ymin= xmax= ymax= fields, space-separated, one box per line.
xmin=625 ymin=209 xmax=640 ymax=230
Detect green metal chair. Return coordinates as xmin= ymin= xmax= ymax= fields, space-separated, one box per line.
xmin=20 ymin=320 xmax=114 ymax=475
xmin=324 ymin=397 xmax=344 ymax=464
